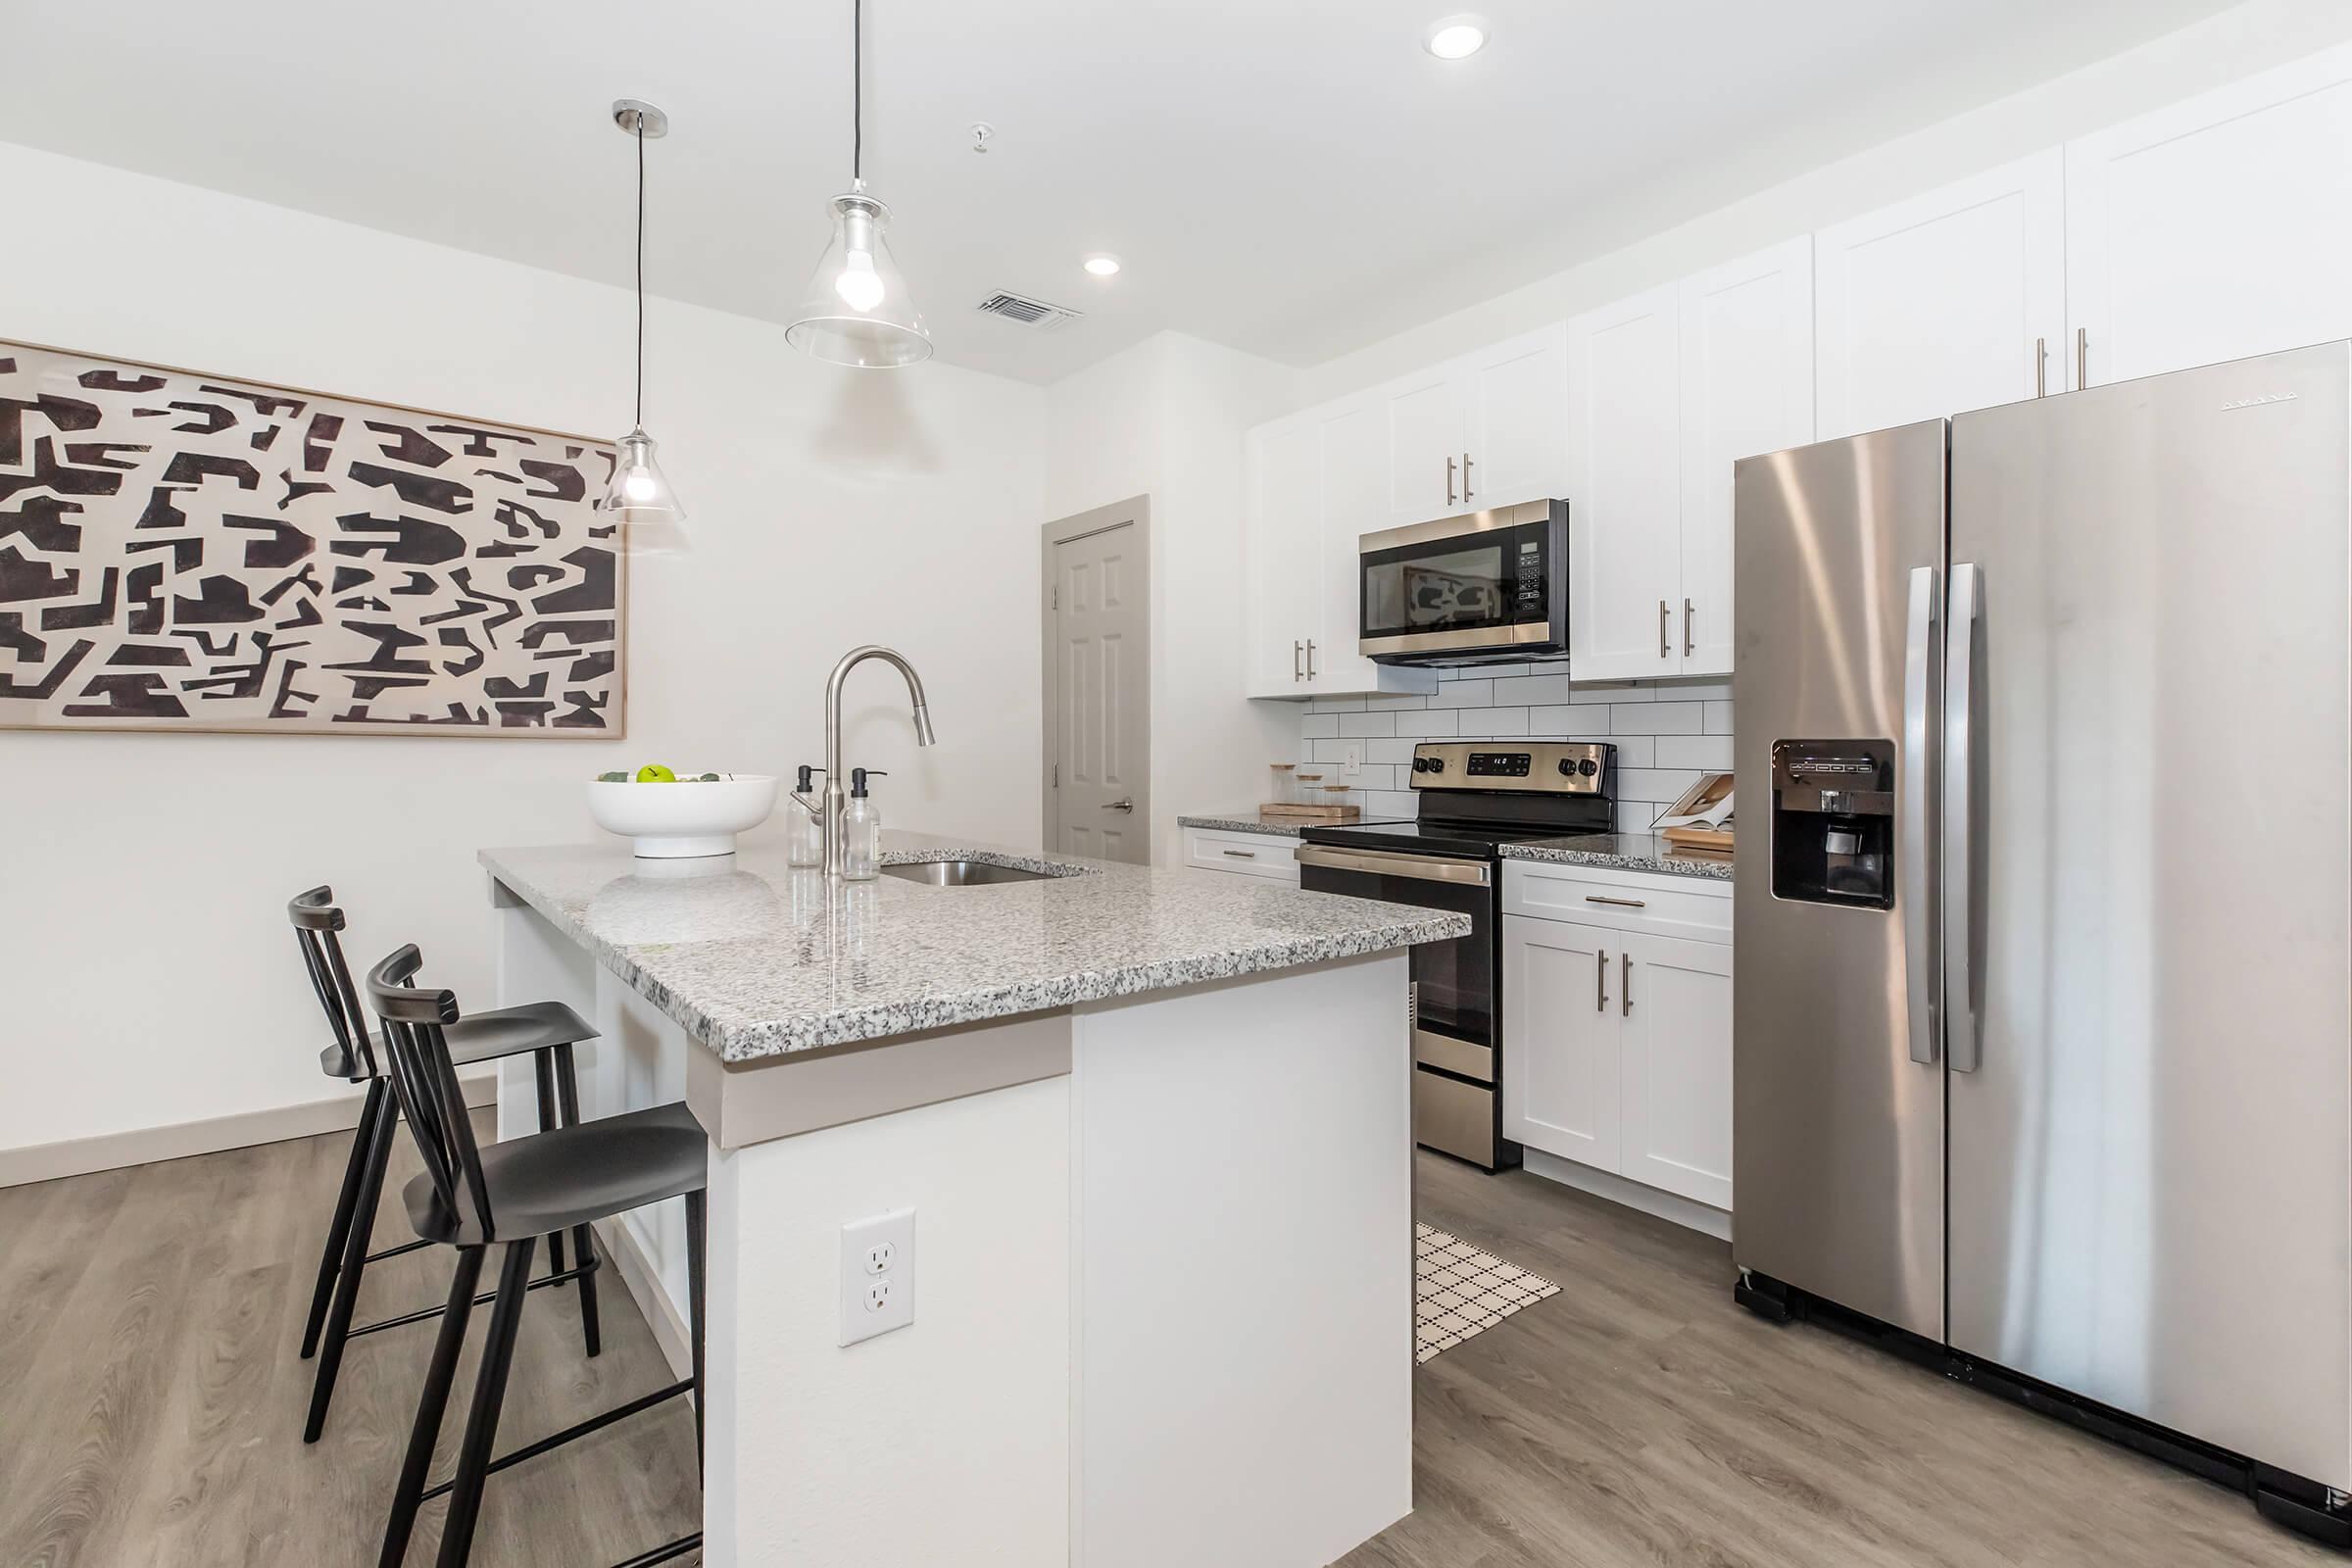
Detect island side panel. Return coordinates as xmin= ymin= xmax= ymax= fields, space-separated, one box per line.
xmin=489 ymin=881 xmax=598 ymax=1143
xmin=1070 ymin=950 xmax=1415 ymax=1567
xmin=703 ymin=1074 xmax=1073 ymax=1567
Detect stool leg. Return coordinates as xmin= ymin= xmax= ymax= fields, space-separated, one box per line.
xmin=305 ymin=1084 xmax=398 ymax=1443
xmin=302 ymin=1078 xmax=385 ymax=1359
xmin=555 ymin=1043 xmax=601 ymax=1358
xmin=532 ymin=1051 xmax=567 ymax=1283
xmin=379 ymin=1245 xmax=484 ymax=1568
xmin=685 ymin=1187 xmax=707 ymax=1484
xmin=438 ymin=1237 xmax=535 ymax=1568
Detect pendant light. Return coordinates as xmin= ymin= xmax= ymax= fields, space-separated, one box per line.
xmin=786 ymin=0 xmax=932 ymax=368
xmin=605 ymin=98 xmax=688 ymax=550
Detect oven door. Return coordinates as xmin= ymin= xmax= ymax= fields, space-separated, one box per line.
xmin=1357 ymin=502 xmax=1565 ymax=662
xmin=1295 ymin=844 xmax=1495 ymax=1047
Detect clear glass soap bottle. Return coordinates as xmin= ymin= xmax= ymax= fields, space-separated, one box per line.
xmin=787 ymin=764 xmax=824 ymax=868
xmin=841 ymin=767 xmax=885 ymax=881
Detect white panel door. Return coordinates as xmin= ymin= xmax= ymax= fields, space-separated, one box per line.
xmin=2067 ymin=43 xmax=2352 ymax=388
xmin=1677 ymin=237 xmax=1814 ymax=677
xmin=1051 ymin=518 xmax=1149 ymax=863
xmin=1815 ymin=150 xmax=2066 ymax=437
xmin=1461 ymin=323 xmax=1569 ymax=510
xmin=1244 ymin=420 xmax=1321 ymax=697
xmin=1314 ymin=399 xmax=1388 ymax=692
xmin=1616 ymin=931 xmax=1734 ymax=1209
xmin=1382 ymin=369 xmax=1466 ymax=526
xmin=1567 ymin=285 xmax=1684 ymax=680
xmin=1501 ymin=915 xmax=1621 ymax=1171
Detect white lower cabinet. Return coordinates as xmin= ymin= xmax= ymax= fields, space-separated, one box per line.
xmin=1180 ymin=827 xmax=1299 ymax=883
xmin=1502 ymin=863 xmax=1733 ymax=1214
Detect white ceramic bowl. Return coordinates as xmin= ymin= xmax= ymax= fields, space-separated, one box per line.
xmin=587 ymin=773 xmax=779 ymax=858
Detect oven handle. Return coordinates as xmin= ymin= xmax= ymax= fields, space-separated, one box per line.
xmin=1295 ymin=844 xmax=1492 ymax=888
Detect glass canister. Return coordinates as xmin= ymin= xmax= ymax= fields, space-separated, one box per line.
xmin=1269 ymin=762 xmax=1298 ymax=806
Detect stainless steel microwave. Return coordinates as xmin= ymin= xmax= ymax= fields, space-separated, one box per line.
xmin=1358 ymin=499 xmax=1569 ymax=664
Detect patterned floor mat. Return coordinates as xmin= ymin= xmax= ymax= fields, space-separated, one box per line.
xmin=1414 ymin=1222 xmax=1560 ymax=1363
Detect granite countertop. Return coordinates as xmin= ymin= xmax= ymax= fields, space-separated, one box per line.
xmin=1497 ymin=832 xmax=1734 ymax=882
xmin=1175 ymin=811 xmax=1301 ymax=838
xmin=479 ymin=831 xmax=1468 ymax=1061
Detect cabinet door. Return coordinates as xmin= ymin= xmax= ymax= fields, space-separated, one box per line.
xmin=1501 ymin=915 xmax=1620 ymax=1171
xmin=2067 ymin=43 xmax=2352 ymax=388
xmin=1461 ymin=323 xmax=1568 ymax=510
xmin=1616 ymin=932 xmax=1733 ymax=1210
xmin=1382 ymin=369 xmax=1466 ymax=526
xmin=1312 ymin=399 xmax=1388 ymax=692
xmin=1244 ymin=420 xmax=1321 ymax=697
xmin=1677 ymin=238 xmax=1814 ymax=677
xmin=1567 ymin=286 xmax=1684 ymax=680
xmin=1815 ymin=150 xmax=2065 ymax=438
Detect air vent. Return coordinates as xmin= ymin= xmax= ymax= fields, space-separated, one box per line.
xmin=974 ymin=290 xmax=1086 ymax=331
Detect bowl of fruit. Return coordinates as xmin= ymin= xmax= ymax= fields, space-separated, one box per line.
xmin=587 ymin=765 xmax=779 ymax=859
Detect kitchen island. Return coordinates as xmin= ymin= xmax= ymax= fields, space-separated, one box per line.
xmin=477 ymin=831 xmax=1467 ymax=1568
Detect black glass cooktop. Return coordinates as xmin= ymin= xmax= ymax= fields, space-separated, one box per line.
xmin=1300 ymin=813 xmax=1609 ymax=859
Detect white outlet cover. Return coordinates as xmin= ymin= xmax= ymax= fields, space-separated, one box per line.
xmin=839 ymin=1208 xmax=916 ymax=1347
xmin=1342 ymin=744 xmax=1362 ymax=776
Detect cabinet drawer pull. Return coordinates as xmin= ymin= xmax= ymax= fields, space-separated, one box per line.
xmin=1585 ymin=894 xmax=1647 ymax=908
xmin=1221 ymin=849 xmax=1258 ymax=859
xmin=1622 ymin=951 xmax=1632 ymax=1017
xmin=1595 ymin=948 xmax=1608 ymax=1012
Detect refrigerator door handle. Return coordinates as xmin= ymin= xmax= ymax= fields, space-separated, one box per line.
xmin=1943 ymin=562 xmax=1982 ymax=1073
xmin=1901 ymin=564 xmax=1939 ymax=1065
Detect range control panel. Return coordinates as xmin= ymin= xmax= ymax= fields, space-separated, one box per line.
xmin=1409 ymin=741 xmax=1615 ymax=796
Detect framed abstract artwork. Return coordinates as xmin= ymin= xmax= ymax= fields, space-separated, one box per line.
xmin=0 ymin=340 xmax=625 ymax=736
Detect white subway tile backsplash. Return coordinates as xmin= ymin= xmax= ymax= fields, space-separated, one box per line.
xmin=1394 ymin=710 xmax=1461 ymax=737
xmin=1364 ymin=790 xmax=1419 ymax=816
xmin=1428 ymin=679 xmax=1494 ymax=709
xmin=1608 ymin=702 xmax=1703 ymax=735
xmin=1704 ymin=701 xmax=1734 ymax=735
xmin=1656 ymin=734 xmax=1735 ymax=771
xmin=1337 ymin=711 xmax=1397 ymax=738
xmin=1457 ymin=707 xmax=1531 ymax=737
xmin=1367 ymin=738 xmax=1418 ymax=765
xmin=1657 ymin=679 xmax=1734 ymax=702
xmin=1307 ymin=696 xmax=1365 ymax=713
xmin=1602 ymin=735 xmax=1656 ymax=768
xmin=1573 ymin=681 xmax=1649 ymax=705
xmin=1300 ymin=713 xmax=1339 ymax=740
xmin=1618 ymin=767 xmax=1705 ymax=804
xmin=1528 ymin=704 xmax=1598 ymax=734
xmin=1363 ymin=692 xmax=1430 ymax=711
xmin=1490 ymin=672 xmax=1577 ymax=706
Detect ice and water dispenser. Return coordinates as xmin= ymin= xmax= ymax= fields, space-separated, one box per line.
xmin=1770 ymin=740 xmax=1895 ymax=909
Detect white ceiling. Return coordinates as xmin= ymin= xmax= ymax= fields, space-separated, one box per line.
xmin=0 ymin=0 xmax=2239 ymax=384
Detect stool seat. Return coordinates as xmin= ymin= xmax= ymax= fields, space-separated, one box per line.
xmin=403 ymin=1101 xmax=708 ymax=1247
xmin=317 ymin=999 xmax=598 ymax=1083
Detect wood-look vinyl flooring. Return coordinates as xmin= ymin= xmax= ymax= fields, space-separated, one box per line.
xmin=0 ymin=1127 xmax=2338 ymax=1566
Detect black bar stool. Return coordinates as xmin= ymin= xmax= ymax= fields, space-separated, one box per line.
xmin=368 ymin=943 xmax=708 ymax=1568
xmin=288 ymin=886 xmax=604 ymax=1443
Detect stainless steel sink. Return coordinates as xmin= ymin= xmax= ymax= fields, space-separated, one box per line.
xmin=879 ymin=858 xmax=1055 ymax=887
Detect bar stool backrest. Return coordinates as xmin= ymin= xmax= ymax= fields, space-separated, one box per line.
xmin=366 ymin=944 xmax=496 ymax=1242
xmin=288 ymin=885 xmax=376 ymax=1078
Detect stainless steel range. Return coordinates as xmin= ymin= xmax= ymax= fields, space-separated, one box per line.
xmin=1298 ymin=740 xmax=1615 ymax=1168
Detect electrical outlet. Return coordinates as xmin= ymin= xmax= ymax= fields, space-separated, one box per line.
xmin=839 ymin=1208 xmax=915 ymax=1346
xmin=1342 ymin=744 xmax=1362 ymax=777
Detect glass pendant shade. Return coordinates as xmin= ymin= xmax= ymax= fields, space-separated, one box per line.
xmin=786 ymin=192 xmax=932 ymax=368
xmin=603 ymin=426 xmax=690 ymax=554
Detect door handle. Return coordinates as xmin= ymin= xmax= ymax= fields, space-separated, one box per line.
xmin=1446 ymin=455 xmax=1457 ymax=508
xmin=1104 ymin=798 xmax=1135 ymax=812
xmin=1620 ymin=951 xmax=1632 ymax=1017
xmin=1294 ymin=640 xmax=1303 ymax=681
xmin=1943 ymin=563 xmax=1982 ymax=1073
xmin=1461 ymin=451 xmax=1475 ymax=501
xmin=1684 ymin=598 xmax=1695 ymax=659
xmin=1658 ymin=600 xmax=1670 ymax=660
xmin=1595 ymin=948 xmax=1608 ymax=1012
xmin=1305 ymin=639 xmax=1317 ymax=679
xmin=2034 ymin=336 xmax=2047 ymax=398
xmin=1901 ymin=565 xmax=1939 ymax=1066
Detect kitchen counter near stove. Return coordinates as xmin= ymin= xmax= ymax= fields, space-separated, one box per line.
xmin=1498 ymin=831 xmax=1733 ymax=882
xmin=1174 ymin=810 xmax=1303 ymax=838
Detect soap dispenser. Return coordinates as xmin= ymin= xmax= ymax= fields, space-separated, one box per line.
xmin=841 ymin=767 xmax=886 ymax=881
xmin=787 ymin=764 xmax=825 ymax=868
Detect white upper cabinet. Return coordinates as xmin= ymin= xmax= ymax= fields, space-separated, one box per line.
xmin=1245 ymin=418 xmax=1324 ymax=696
xmin=1313 ymin=400 xmax=1396 ymax=694
xmin=2068 ymin=42 xmax=2352 ymax=389
xmin=1382 ymin=370 xmax=1465 ymax=526
xmin=1677 ymin=238 xmax=1813 ymax=677
xmin=1567 ymin=285 xmax=1684 ymax=681
xmin=1460 ymin=324 xmax=1570 ymax=511
xmin=1815 ymin=151 xmax=2066 ymax=437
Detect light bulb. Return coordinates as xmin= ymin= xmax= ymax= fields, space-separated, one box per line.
xmin=835 ymin=248 xmax=885 ymax=312
xmin=1423 ymin=15 xmax=1490 ymax=58
xmin=624 ymin=469 xmax=659 ymax=502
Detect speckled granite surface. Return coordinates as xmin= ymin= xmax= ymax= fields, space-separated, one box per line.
xmin=479 ymin=831 xmax=1469 ymax=1061
xmin=1175 ymin=812 xmax=1302 ymax=838
xmin=1497 ymin=832 xmax=1734 ymax=882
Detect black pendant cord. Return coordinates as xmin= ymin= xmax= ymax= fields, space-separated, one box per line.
xmin=852 ymin=0 xmax=862 ymax=183
xmin=633 ymin=114 xmax=646 ymax=429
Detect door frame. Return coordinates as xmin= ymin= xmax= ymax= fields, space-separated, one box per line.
xmin=1040 ymin=496 xmax=1152 ymax=858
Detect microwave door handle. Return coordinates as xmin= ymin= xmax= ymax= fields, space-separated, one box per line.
xmin=1900 ymin=565 xmax=1938 ymax=1066
xmin=1943 ymin=563 xmax=1982 ymax=1073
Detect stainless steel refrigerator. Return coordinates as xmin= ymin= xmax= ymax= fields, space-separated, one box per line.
xmin=1732 ymin=341 xmax=2352 ymax=1542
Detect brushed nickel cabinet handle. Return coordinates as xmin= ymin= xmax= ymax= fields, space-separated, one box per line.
xmin=1461 ymin=451 xmax=1475 ymax=501
xmin=1306 ymin=639 xmax=1317 ymax=679
xmin=1658 ymin=600 xmax=1670 ymax=660
xmin=1221 ymin=849 xmax=1257 ymax=858
xmin=1621 ymin=951 xmax=1632 ymax=1017
xmin=2034 ymin=336 xmax=2047 ymax=397
xmin=1684 ymin=598 xmax=1695 ymax=658
xmin=1294 ymin=640 xmax=1303 ymax=681
xmin=1595 ymin=949 xmax=1608 ymax=1012
xmin=1446 ymin=455 xmax=1457 ymax=508
xmin=1584 ymin=894 xmax=1647 ymax=908
xmin=2076 ymin=326 xmax=2088 ymax=390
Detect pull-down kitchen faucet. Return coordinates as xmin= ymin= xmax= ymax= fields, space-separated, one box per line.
xmin=800 ymin=645 xmax=935 ymax=878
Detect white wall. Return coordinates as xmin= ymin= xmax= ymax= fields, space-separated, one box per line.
xmin=1295 ymin=0 xmax=2352 ymax=408
xmin=1044 ymin=331 xmax=1299 ymax=862
xmin=0 ymin=141 xmax=1046 ymax=1158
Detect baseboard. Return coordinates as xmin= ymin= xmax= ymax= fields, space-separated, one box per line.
xmin=596 ymin=1210 xmax=695 ymax=1384
xmin=1523 ymin=1150 xmax=1733 ymax=1241
xmin=0 ymin=1067 xmax=499 ymax=1190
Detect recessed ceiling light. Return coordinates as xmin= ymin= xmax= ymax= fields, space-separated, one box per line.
xmin=1084 ymin=255 xmax=1122 ymax=277
xmin=1423 ymin=14 xmax=1490 ymax=59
